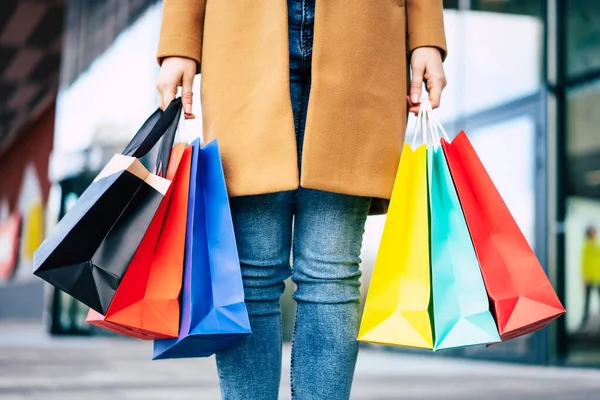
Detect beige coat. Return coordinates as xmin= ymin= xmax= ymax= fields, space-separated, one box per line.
xmin=158 ymin=0 xmax=447 ymax=213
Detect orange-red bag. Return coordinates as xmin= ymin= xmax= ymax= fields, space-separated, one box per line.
xmin=0 ymin=213 xmax=21 ymax=281
xmin=86 ymin=309 xmax=153 ymax=340
xmin=87 ymin=142 xmax=192 ymax=339
xmin=442 ymin=132 xmax=565 ymax=341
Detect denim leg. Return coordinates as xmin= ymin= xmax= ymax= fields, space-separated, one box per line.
xmin=216 ymin=192 xmax=294 ymax=400
xmin=291 ymin=188 xmax=372 ymax=400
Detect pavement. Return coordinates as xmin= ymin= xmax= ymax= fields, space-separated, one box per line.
xmin=1 ymin=323 xmax=600 ymax=400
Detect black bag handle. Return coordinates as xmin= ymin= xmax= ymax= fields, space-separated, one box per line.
xmin=121 ymin=97 xmax=183 ymax=177
xmin=154 ymin=104 xmax=182 ymax=177
xmin=122 ymin=97 xmax=182 ymax=159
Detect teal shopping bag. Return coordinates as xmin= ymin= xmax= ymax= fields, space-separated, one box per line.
xmin=428 ymin=146 xmax=500 ymax=350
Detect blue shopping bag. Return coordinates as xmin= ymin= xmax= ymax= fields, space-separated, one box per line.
xmin=153 ymin=138 xmax=251 ymax=360
xmin=428 ymin=146 xmax=500 ymax=350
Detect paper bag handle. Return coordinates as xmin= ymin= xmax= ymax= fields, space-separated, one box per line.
xmin=410 ymin=95 xmax=450 ymax=148
xmin=122 ymin=97 xmax=183 ymax=177
xmin=122 ymin=98 xmax=182 ymax=159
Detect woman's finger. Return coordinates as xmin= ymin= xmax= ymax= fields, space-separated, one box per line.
xmin=409 ymin=64 xmax=424 ymax=105
xmin=181 ymin=72 xmax=195 ymax=119
xmin=406 ymin=95 xmax=420 ymax=115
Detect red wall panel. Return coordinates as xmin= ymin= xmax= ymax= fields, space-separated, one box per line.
xmin=0 ymin=105 xmax=55 ymax=211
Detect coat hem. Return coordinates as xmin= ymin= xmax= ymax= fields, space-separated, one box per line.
xmin=226 ymin=177 xmax=392 ymax=215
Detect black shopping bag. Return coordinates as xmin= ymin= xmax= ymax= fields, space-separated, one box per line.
xmin=33 ymin=98 xmax=183 ymax=314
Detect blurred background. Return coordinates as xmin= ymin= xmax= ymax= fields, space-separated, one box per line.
xmin=0 ymin=0 xmax=599 ymax=384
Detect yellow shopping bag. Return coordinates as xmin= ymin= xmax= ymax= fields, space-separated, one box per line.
xmin=23 ymin=201 xmax=44 ymax=260
xmin=358 ymin=143 xmax=433 ymax=349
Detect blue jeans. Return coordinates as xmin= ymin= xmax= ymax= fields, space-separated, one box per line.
xmin=215 ymin=1 xmax=372 ymax=399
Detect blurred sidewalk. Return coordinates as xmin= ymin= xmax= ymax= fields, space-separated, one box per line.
xmin=1 ymin=322 xmax=600 ymax=400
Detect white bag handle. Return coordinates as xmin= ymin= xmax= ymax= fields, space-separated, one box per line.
xmin=174 ymin=86 xmax=205 ymax=148
xmin=174 ymin=109 xmax=206 ymax=147
xmin=411 ymin=98 xmax=429 ymax=148
xmin=424 ymin=99 xmax=449 ymax=146
xmin=410 ymin=95 xmax=442 ymax=148
xmin=409 ymin=93 xmax=451 ymax=148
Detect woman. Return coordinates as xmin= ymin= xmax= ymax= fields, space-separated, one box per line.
xmin=581 ymin=226 xmax=600 ymax=329
xmin=156 ymin=0 xmax=447 ymax=398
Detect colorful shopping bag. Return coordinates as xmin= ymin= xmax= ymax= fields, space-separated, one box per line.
xmin=428 ymin=146 xmax=500 ymax=349
xmin=358 ymin=143 xmax=433 ymax=349
xmin=442 ymin=131 xmax=565 ymax=341
xmin=23 ymin=201 xmax=44 ymax=260
xmin=0 ymin=212 xmax=21 ymax=282
xmin=33 ymin=99 xmax=183 ymax=314
xmin=86 ymin=142 xmax=192 ymax=339
xmin=153 ymin=138 xmax=251 ymax=360
xmin=86 ymin=309 xmax=154 ymax=340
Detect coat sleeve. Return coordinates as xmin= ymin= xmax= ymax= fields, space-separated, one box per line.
xmin=406 ymin=0 xmax=447 ymax=60
xmin=156 ymin=0 xmax=206 ymax=72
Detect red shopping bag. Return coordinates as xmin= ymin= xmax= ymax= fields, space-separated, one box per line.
xmin=86 ymin=309 xmax=153 ymax=340
xmin=0 ymin=213 xmax=21 ymax=282
xmin=87 ymin=142 xmax=192 ymax=339
xmin=442 ymin=131 xmax=564 ymax=341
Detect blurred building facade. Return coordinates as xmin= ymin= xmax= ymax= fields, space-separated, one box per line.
xmin=0 ymin=0 xmax=598 ymax=366
xmin=0 ymin=0 xmax=64 ymax=323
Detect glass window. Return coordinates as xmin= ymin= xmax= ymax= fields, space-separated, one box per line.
xmin=443 ymin=0 xmax=459 ymax=9
xmin=564 ymin=79 xmax=600 ymax=365
xmin=468 ymin=117 xmax=537 ymax=246
xmin=566 ymin=80 xmax=600 ymax=199
xmin=564 ymin=197 xmax=600 ymax=365
xmin=435 ymin=10 xmax=543 ymax=122
xmin=566 ymin=1 xmax=600 ymax=78
xmin=472 ymin=0 xmax=544 ymax=19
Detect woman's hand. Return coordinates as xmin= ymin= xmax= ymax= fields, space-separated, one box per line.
xmin=156 ymin=57 xmax=197 ymax=119
xmin=408 ymin=47 xmax=447 ymax=115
